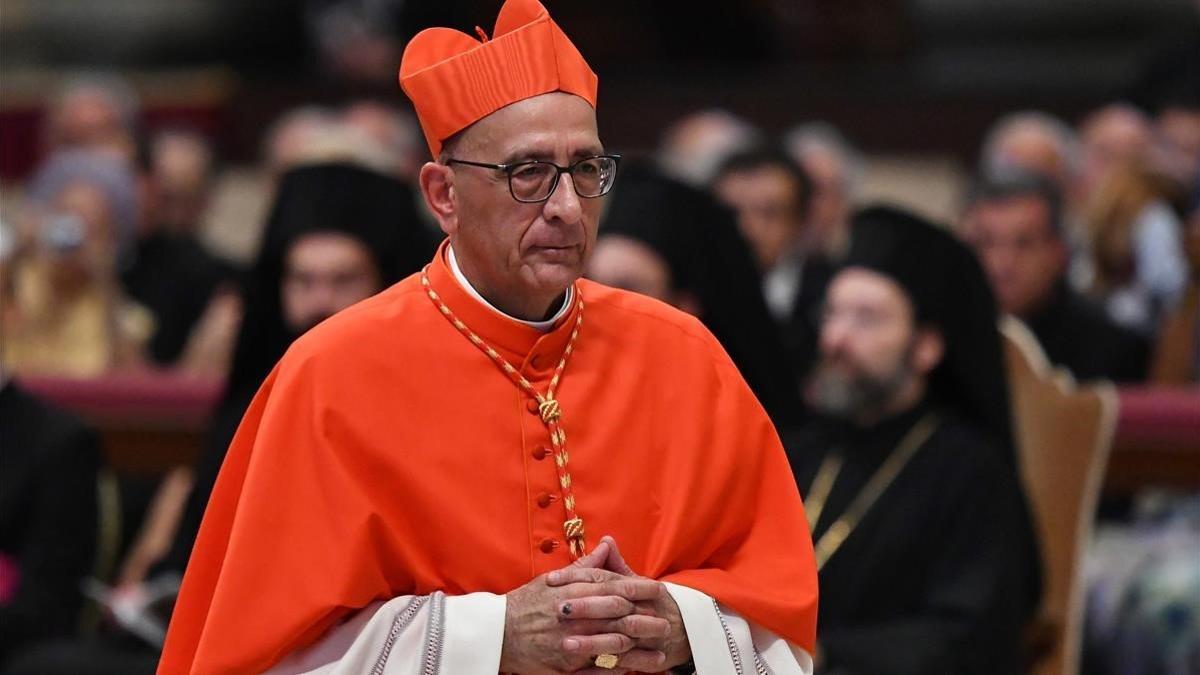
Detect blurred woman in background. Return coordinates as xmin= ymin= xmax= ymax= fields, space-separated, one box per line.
xmin=2 ymin=150 xmax=151 ymax=378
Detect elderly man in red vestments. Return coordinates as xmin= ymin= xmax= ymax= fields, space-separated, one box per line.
xmin=158 ymin=1 xmax=818 ymax=673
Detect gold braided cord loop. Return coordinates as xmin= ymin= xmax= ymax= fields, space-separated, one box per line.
xmin=563 ymin=518 xmax=586 ymax=558
xmin=539 ymin=399 xmax=562 ymax=424
xmin=421 ymin=267 xmax=588 ymax=558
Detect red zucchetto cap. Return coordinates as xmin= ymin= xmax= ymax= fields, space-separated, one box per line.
xmin=398 ymin=0 xmax=599 ymax=158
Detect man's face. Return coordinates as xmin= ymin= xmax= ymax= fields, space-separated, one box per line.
xmin=150 ymin=134 xmax=213 ymax=233
xmin=807 ymin=269 xmax=929 ymax=420
xmin=713 ymin=165 xmax=803 ymax=271
xmin=963 ymin=195 xmax=1065 ymax=317
xmin=281 ymin=232 xmax=382 ymax=335
xmin=434 ymin=92 xmax=604 ymax=310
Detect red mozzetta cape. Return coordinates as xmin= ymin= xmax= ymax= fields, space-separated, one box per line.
xmin=159 ymin=242 xmax=818 ymax=674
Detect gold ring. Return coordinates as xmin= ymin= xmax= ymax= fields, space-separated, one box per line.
xmin=594 ymin=653 xmax=619 ymax=669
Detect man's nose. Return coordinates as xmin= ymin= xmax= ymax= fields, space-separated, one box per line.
xmin=542 ymin=172 xmax=582 ymax=224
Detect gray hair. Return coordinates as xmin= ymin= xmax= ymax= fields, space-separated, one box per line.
xmin=783 ymin=121 xmax=865 ymax=196
xmin=980 ymin=110 xmax=1082 ymax=181
xmin=658 ymin=109 xmax=763 ymax=187
xmin=51 ymin=72 xmax=141 ymax=135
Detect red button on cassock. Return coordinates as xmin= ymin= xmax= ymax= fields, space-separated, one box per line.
xmin=536 ymin=492 xmax=554 ymax=508
xmin=531 ymin=446 xmax=549 ymax=460
xmin=539 ymin=538 xmax=558 ymax=553
xmin=526 ymin=399 xmax=540 ymax=414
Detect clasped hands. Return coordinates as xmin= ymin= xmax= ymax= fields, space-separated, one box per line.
xmin=500 ymin=536 xmax=691 ymax=674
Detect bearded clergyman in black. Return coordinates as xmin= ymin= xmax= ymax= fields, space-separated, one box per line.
xmin=784 ymin=206 xmax=1042 ymax=675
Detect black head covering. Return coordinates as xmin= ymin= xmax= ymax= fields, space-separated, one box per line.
xmin=598 ymin=159 xmax=805 ymax=429
xmin=225 ymin=162 xmax=437 ymax=398
xmin=841 ymin=205 xmax=1015 ymax=457
xmin=162 ymin=162 xmax=436 ymax=575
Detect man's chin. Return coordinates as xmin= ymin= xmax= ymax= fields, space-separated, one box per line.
xmin=523 ymin=256 xmax=583 ymax=288
xmin=527 ymin=245 xmax=582 ymax=267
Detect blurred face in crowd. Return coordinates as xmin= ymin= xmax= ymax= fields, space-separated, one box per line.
xmin=419 ymin=92 xmax=606 ymax=320
xmin=49 ymin=87 xmax=135 ymax=161
xmin=281 ymin=232 xmax=382 ymax=335
xmin=587 ymin=235 xmax=672 ymax=302
xmin=265 ymin=109 xmax=338 ymax=178
xmin=713 ymin=165 xmax=804 ymax=271
xmin=342 ymin=102 xmax=423 ymax=183
xmin=149 ymin=132 xmax=214 ymax=234
xmin=1158 ymin=106 xmax=1200 ymax=184
xmin=795 ymin=146 xmax=850 ymax=253
xmin=1079 ymin=105 xmax=1152 ymax=199
xmin=964 ymin=195 xmax=1066 ymax=317
xmin=989 ymin=125 xmax=1072 ymax=191
xmin=658 ymin=111 xmax=758 ymax=187
xmin=807 ymin=268 xmax=943 ymax=423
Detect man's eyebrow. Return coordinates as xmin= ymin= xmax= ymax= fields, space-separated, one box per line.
xmin=571 ymin=146 xmax=605 ymax=160
xmin=499 ymin=149 xmax=554 ymax=164
xmin=499 ymin=146 xmax=606 ymax=165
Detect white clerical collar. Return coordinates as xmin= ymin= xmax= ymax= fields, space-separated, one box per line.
xmin=447 ymin=245 xmax=572 ymax=332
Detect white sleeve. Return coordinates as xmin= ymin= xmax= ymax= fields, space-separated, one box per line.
xmin=1134 ymin=200 xmax=1188 ymax=306
xmin=265 ymin=591 xmax=506 ymax=674
xmin=664 ymin=582 xmax=814 ymax=675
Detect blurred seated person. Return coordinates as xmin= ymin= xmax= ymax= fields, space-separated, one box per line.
xmin=1082 ymin=160 xmax=1188 ymax=336
xmin=120 ymin=128 xmax=239 ymax=369
xmin=979 ymin=110 xmax=1096 ymax=285
xmin=0 ymin=367 xmax=101 ymax=666
xmin=712 ymin=146 xmax=833 ymax=381
xmin=785 ymin=206 xmax=1040 ymax=675
xmin=0 ymin=163 xmax=436 ymax=675
xmin=2 ymin=150 xmax=152 ymax=377
xmin=587 ymin=159 xmax=804 ymax=429
xmin=783 ymin=122 xmax=863 ymax=255
xmin=963 ymin=170 xmax=1150 ymax=382
xmin=1151 ymin=185 xmax=1200 ymax=383
xmin=158 ymin=162 xmax=434 ymax=590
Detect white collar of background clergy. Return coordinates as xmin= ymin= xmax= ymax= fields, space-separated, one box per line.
xmin=447 ymin=244 xmax=573 ymax=332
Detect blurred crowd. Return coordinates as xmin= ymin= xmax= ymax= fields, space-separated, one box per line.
xmin=1 ymin=52 xmax=1198 ymax=674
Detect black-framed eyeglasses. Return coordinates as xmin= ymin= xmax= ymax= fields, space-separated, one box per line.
xmin=445 ymin=154 xmax=621 ymax=203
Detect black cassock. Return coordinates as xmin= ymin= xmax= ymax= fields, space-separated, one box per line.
xmin=0 ymin=382 xmax=100 ymax=661
xmin=784 ymin=402 xmax=1039 ymax=675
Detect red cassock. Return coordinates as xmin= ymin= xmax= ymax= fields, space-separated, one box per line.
xmin=159 ymin=242 xmax=818 ymax=674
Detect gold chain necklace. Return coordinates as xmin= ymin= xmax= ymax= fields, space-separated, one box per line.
xmin=804 ymin=413 xmax=940 ymax=571
xmin=420 ymin=267 xmax=589 ymax=558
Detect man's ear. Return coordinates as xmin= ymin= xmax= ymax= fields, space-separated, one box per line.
xmin=912 ymin=326 xmax=945 ymax=377
xmin=419 ymin=161 xmax=457 ymax=236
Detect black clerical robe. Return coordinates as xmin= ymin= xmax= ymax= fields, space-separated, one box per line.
xmin=1025 ymin=282 xmax=1149 ymax=383
xmin=0 ymin=382 xmax=101 ymax=660
xmin=783 ymin=403 xmax=1038 ymax=675
xmin=120 ymin=231 xmax=237 ymax=365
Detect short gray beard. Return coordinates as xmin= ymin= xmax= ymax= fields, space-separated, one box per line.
xmin=807 ymin=346 xmax=916 ymax=422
